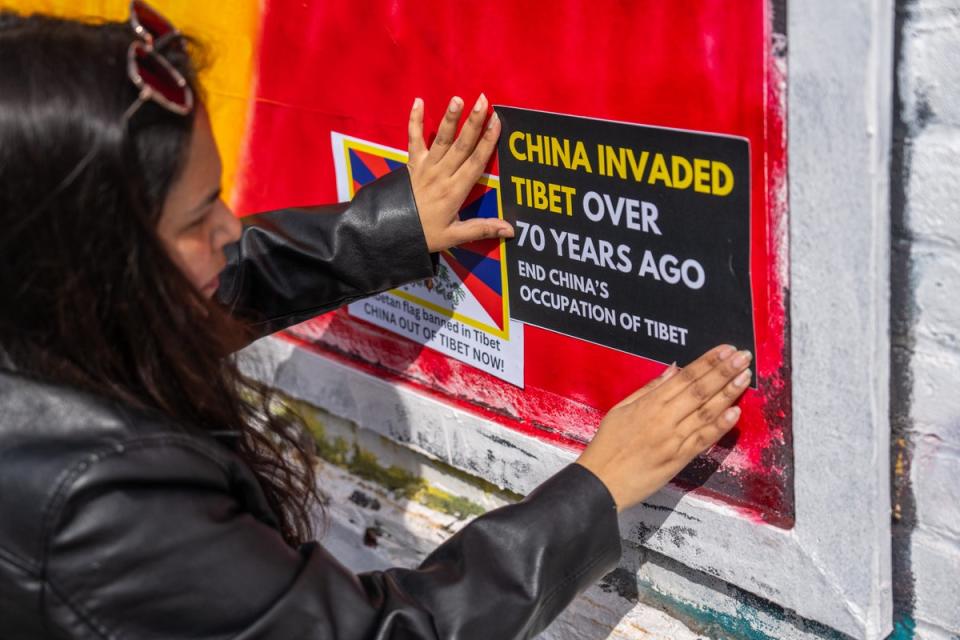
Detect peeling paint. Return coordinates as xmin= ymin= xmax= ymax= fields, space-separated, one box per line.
xmin=283 ymin=398 xmax=489 ymax=520
xmin=599 ymin=568 xmax=640 ymax=603
xmin=348 ymin=490 xmax=381 ymax=511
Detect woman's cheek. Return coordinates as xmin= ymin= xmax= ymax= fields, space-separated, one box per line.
xmin=175 ymin=235 xmax=214 ymax=291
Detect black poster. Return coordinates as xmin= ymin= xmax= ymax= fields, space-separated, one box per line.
xmin=496 ymin=106 xmax=756 ymax=377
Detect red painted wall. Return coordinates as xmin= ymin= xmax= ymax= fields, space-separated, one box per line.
xmin=235 ymin=0 xmax=792 ymax=525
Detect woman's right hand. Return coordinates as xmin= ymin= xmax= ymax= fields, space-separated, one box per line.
xmin=406 ymin=95 xmax=514 ymax=253
xmin=576 ymin=345 xmax=753 ymax=512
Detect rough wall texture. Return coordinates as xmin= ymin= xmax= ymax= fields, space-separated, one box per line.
xmin=288 ymin=399 xmax=848 ymax=640
xmin=891 ymin=1 xmax=960 ymax=638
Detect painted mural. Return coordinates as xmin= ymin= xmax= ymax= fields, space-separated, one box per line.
xmin=236 ymin=1 xmax=792 ymax=526
xmin=5 ymin=0 xmax=793 ymax=525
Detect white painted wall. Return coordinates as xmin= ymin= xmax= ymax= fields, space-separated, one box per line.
xmin=895 ymin=1 xmax=960 ymax=637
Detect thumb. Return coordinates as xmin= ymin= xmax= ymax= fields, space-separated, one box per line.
xmin=446 ymin=218 xmax=514 ymax=248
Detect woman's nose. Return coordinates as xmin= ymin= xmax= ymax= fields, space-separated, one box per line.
xmin=211 ymin=199 xmax=242 ymax=249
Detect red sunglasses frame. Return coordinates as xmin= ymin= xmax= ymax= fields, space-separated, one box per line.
xmin=123 ymin=0 xmax=194 ymax=120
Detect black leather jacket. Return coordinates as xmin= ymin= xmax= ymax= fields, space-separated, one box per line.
xmin=0 ymin=167 xmax=621 ymax=639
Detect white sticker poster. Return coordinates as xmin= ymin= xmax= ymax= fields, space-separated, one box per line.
xmin=332 ymin=132 xmax=524 ymax=387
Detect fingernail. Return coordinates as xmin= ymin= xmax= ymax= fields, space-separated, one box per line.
xmin=724 ymin=407 xmax=741 ymax=422
xmin=734 ymin=369 xmax=752 ymax=387
xmin=732 ymin=350 xmax=752 ymax=367
xmin=473 ymin=93 xmax=486 ymax=113
xmin=412 ymin=97 xmax=423 ymax=110
xmin=664 ymin=362 xmax=678 ymax=378
xmin=719 ymin=345 xmax=736 ymax=360
xmin=449 ymin=96 xmax=462 ymax=113
xmin=487 ymin=112 xmax=499 ymax=129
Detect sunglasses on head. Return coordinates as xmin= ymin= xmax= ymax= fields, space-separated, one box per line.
xmin=123 ymin=0 xmax=194 ymax=120
xmin=24 ymin=2 xmax=195 ymax=219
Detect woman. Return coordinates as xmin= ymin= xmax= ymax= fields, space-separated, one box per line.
xmin=0 ymin=4 xmax=753 ymax=639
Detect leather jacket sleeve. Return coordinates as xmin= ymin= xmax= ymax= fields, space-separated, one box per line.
xmin=42 ymin=434 xmax=621 ymax=639
xmin=216 ymin=165 xmax=437 ymax=341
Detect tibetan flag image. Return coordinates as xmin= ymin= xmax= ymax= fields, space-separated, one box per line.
xmin=333 ymin=133 xmax=524 ymax=386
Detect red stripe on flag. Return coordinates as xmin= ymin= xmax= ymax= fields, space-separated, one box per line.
xmin=443 ymin=253 xmax=504 ymax=330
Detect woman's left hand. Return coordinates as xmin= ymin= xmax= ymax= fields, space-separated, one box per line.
xmin=407 ymin=94 xmax=515 ymax=252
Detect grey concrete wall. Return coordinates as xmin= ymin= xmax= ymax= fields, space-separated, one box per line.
xmin=891 ymin=1 xmax=960 ymax=638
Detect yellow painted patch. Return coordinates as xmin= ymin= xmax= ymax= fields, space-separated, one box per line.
xmin=0 ymin=0 xmax=261 ymax=205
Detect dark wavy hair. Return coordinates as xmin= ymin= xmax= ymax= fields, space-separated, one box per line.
xmin=0 ymin=12 xmax=320 ymax=546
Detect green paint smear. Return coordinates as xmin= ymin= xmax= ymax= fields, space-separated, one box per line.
xmin=888 ymin=616 xmax=915 ymax=640
xmin=636 ymin=581 xmax=849 ymax=640
xmin=658 ymin=593 xmax=778 ymax=640
xmin=286 ymin=399 xmax=488 ymax=520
